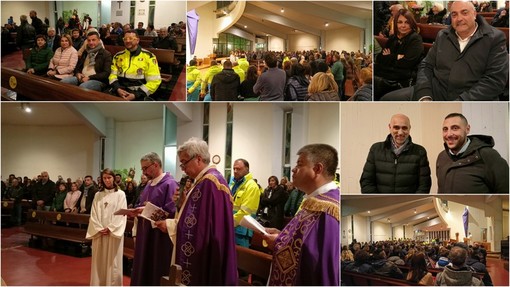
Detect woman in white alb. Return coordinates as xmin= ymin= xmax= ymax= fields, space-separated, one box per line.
xmin=86 ymin=168 xmax=127 ymax=286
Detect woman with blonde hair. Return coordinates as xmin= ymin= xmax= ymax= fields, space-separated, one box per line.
xmin=306 ymin=72 xmax=339 ymax=101
xmin=47 ymin=34 xmax=78 ymax=80
xmin=350 ymin=67 xmax=373 ymax=101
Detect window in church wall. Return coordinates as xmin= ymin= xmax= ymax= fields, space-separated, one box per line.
xmin=224 ymin=104 xmax=234 ymax=181
xmin=282 ymin=111 xmax=292 ymax=180
xmin=149 ymin=1 xmax=155 ymax=25
xmin=214 ymin=33 xmax=252 ymax=57
xmin=130 ymin=1 xmax=136 ymax=26
xmin=203 ymin=103 xmax=210 ymax=143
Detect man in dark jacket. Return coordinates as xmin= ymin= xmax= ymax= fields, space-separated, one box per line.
xmin=437 ymin=113 xmax=509 ymax=193
xmin=29 ymin=10 xmax=44 ymax=36
xmin=370 ymin=249 xmax=404 ymax=279
xmin=152 ymin=27 xmax=177 ymax=50
xmin=33 ymin=171 xmax=56 ymax=211
xmin=360 ymin=114 xmax=431 ymax=193
xmin=61 ymin=31 xmax=112 ymax=91
xmin=211 ymin=60 xmax=241 ymax=101
xmin=385 ymin=1 xmax=508 ymax=101
xmin=17 ymin=15 xmax=36 ymax=61
xmin=76 ymin=175 xmax=98 ymax=214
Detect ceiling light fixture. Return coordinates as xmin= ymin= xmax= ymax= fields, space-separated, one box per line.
xmin=281 ymin=8 xmax=284 ymax=13
xmin=325 ymin=22 xmax=329 ymax=27
xmin=414 ymin=209 xmax=417 ymax=214
xmin=21 ymin=103 xmax=31 ymax=113
xmin=244 ymin=25 xmax=247 ymax=28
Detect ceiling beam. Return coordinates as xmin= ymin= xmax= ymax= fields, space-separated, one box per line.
xmin=270 ymin=1 xmax=366 ymax=29
xmin=244 ymin=3 xmax=321 ymax=36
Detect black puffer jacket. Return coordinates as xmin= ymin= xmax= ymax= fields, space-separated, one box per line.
xmin=360 ymin=135 xmax=431 ymax=193
xmin=436 ymin=135 xmax=509 ymax=193
xmin=210 ymin=68 xmax=240 ymax=101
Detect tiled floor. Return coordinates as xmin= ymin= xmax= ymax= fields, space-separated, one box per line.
xmin=1 ymin=226 xmax=131 ymax=286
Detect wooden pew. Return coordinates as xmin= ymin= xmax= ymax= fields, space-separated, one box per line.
xmin=417 ymin=23 xmax=448 ymax=43
xmin=479 ymin=12 xmax=497 ymax=18
xmin=1 ymin=67 xmax=123 ymax=101
xmin=123 ymin=219 xmax=135 ymax=259
xmin=236 ymin=245 xmax=272 ymax=285
xmin=1 ymin=200 xmax=14 ymax=225
xmin=397 ymin=265 xmax=486 ymax=280
xmin=160 ymin=265 xmax=183 ymax=286
xmin=341 ymin=270 xmax=424 ymax=286
xmin=23 ymin=209 xmax=92 ymax=256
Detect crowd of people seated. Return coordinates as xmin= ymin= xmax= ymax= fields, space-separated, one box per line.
xmin=187 ymin=49 xmax=372 ymax=101
xmin=374 ymin=1 xmax=509 ymax=101
xmin=1 ymin=171 xmax=308 ymax=236
xmin=342 ymin=239 xmax=493 ymax=286
xmin=2 ymin=9 xmax=185 ymax=100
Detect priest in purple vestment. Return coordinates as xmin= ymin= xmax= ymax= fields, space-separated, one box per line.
xmin=263 ymin=144 xmax=340 ymax=286
xmin=156 ymin=137 xmax=238 ymax=286
xmin=129 ymin=152 xmax=178 ymax=286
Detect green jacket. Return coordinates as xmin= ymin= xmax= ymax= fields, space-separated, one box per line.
xmin=26 ymin=47 xmax=54 ymax=75
xmin=331 ymin=60 xmax=344 ymax=82
xmin=51 ymin=190 xmax=67 ymax=212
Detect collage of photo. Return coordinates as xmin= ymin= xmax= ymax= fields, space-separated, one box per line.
xmin=0 ymin=0 xmax=508 ymax=286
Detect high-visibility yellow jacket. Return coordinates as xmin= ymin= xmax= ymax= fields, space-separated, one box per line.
xmin=186 ymin=65 xmax=201 ymax=94
xmin=109 ymin=46 xmax=161 ymax=99
xmin=200 ymin=65 xmax=222 ymax=93
xmin=233 ymin=65 xmax=245 ymax=83
xmin=237 ymin=57 xmax=249 ymax=74
xmin=230 ymin=173 xmax=260 ymax=227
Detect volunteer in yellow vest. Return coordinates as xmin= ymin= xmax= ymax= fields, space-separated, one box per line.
xmin=230 ymin=158 xmax=261 ymax=247
xmin=200 ymin=60 xmax=222 ymax=101
xmin=109 ymin=30 xmax=161 ymax=101
xmin=186 ymin=59 xmax=201 ymax=101
xmin=232 ymin=61 xmax=245 ymax=83
xmin=237 ymin=54 xmax=249 ymax=74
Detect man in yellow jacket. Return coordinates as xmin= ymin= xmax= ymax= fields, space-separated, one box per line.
xmin=186 ymin=59 xmax=201 ymax=101
xmin=109 ymin=30 xmax=161 ymax=100
xmin=200 ymin=60 xmax=222 ymax=101
xmin=230 ymin=159 xmax=261 ymax=247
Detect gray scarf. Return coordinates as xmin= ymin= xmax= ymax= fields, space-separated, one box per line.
xmin=85 ymin=45 xmax=102 ymax=66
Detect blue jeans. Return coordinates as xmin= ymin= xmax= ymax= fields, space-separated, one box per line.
xmin=61 ymin=77 xmax=105 ymax=91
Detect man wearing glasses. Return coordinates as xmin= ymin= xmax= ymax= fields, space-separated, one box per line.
xmin=156 ymin=137 xmax=237 ymax=286
xmin=109 ymin=30 xmax=161 ymax=100
xmin=129 ymin=152 xmax=179 ymax=285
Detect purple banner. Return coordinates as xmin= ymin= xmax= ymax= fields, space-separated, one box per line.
xmin=187 ymin=9 xmax=199 ymax=55
xmin=462 ymin=207 xmax=469 ymax=238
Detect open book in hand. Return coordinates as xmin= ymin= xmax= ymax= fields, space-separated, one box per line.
xmin=240 ymin=215 xmax=268 ymax=235
xmin=139 ymin=201 xmax=170 ymax=223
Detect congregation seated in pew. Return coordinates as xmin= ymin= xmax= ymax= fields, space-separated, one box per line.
xmin=374 ymin=1 xmax=508 ymax=101
xmin=341 ymin=239 xmax=493 ymax=286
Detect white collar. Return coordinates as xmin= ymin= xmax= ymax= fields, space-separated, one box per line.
xmin=149 ymin=172 xmax=166 ymax=186
xmin=304 ymin=181 xmax=337 ymax=199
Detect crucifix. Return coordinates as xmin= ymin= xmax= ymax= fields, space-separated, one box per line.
xmin=117 ymin=1 xmax=122 ymax=9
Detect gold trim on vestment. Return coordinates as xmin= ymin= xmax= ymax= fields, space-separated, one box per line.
xmin=301 ymin=195 xmax=339 ymax=222
xmin=197 ymin=174 xmax=233 ymax=204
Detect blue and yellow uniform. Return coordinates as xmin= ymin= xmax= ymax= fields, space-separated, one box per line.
xmin=109 ymin=45 xmax=161 ymax=100
xmin=186 ymin=65 xmax=201 ymax=101
xmin=230 ymin=173 xmax=260 ymax=247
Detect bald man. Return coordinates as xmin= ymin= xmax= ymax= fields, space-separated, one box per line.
xmin=414 ymin=1 xmax=508 ymax=101
xmin=360 ymin=114 xmax=431 ymax=193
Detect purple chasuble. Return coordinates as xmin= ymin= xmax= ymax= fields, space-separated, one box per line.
xmin=269 ymin=188 xmax=339 ymax=286
xmin=131 ymin=173 xmax=177 ymax=286
xmin=175 ymin=167 xmax=238 ymax=285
